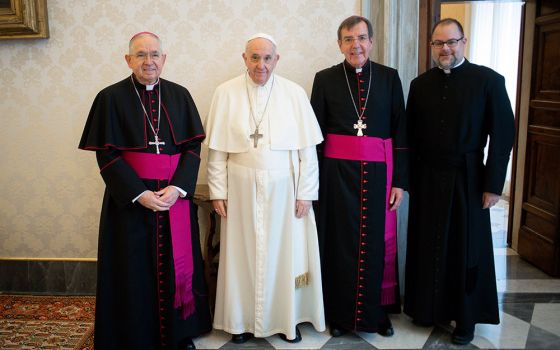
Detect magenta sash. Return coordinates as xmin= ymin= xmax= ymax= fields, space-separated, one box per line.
xmin=324 ymin=134 xmax=397 ymax=305
xmin=122 ymin=151 xmax=195 ymax=319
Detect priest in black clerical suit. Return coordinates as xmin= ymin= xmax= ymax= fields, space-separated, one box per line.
xmin=311 ymin=16 xmax=408 ymax=338
xmin=404 ymin=19 xmax=514 ymax=345
xmin=79 ymin=32 xmax=210 ymax=350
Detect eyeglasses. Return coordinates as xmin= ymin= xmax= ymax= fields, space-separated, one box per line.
xmin=132 ymin=52 xmax=162 ymax=61
xmin=430 ymin=37 xmax=464 ymax=49
xmin=341 ymin=35 xmax=370 ymax=45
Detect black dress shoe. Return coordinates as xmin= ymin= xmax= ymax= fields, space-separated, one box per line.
xmin=231 ymin=332 xmax=253 ymax=344
xmin=378 ymin=318 xmax=394 ymax=337
xmin=329 ymin=323 xmax=348 ymax=337
xmin=180 ymin=337 xmax=196 ymax=349
xmin=452 ymin=324 xmax=474 ymax=345
xmin=279 ymin=327 xmax=302 ymax=343
xmin=378 ymin=324 xmax=394 ymax=337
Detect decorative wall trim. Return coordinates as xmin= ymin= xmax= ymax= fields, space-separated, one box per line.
xmin=0 ymin=257 xmax=96 ymax=262
xmin=0 ymin=259 xmax=96 ymax=295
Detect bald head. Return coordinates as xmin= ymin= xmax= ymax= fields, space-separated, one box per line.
xmin=129 ymin=32 xmax=163 ymax=53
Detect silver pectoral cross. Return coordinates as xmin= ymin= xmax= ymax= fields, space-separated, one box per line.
xmin=250 ymin=128 xmax=263 ymax=148
xmin=354 ymin=119 xmax=367 ymax=136
xmin=149 ymin=136 xmax=165 ymax=154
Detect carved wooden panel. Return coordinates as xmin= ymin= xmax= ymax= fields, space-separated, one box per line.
xmin=524 ymin=130 xmax=560 ymax=213
xmin=533 ymin=14 xmax=560 ymax=100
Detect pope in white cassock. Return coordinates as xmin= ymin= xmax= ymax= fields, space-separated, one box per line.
xmin=204 ymin=33 xmax=326 ymax=344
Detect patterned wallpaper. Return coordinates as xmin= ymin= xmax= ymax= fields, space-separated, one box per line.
xmin=0 ymin=0 xmax=359 ymax=258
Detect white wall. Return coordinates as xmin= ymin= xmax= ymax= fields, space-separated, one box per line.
xmin=0 ymin=0 xmax=360 ymax=258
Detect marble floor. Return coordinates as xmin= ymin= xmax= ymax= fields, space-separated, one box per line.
xmin=192 ymin=200 xmax=560 ymax=349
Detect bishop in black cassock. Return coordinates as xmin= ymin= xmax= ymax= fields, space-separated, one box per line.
xmin=404 ymin=19 xmax=514 ymax=345
xmin=311 ymin=16 xmax=408 ymax=337
xmin=79 ymin=32 xmax=211 ymax=350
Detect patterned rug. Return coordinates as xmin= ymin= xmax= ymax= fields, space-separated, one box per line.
xmin=0 ymin=295 xmax=94 ymax=350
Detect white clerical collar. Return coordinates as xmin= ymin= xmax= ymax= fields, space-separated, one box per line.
xmin=246 ymin=72 xmax=274 ymax=90
xmin=145 ymin=78 xmax=160 ymax=91
xmin=440 ymin=58 xmax=465 ymax=74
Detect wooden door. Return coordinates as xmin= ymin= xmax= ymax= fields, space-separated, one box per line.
xmin=517 ymin=0 xmax=560 ymax=276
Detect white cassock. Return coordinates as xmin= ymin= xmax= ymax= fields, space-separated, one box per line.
xmin=204 ymin=73 xmax=325 ymax=339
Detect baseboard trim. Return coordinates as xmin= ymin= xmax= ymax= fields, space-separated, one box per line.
xmin=0 ymin=259 xmax=96 ymax=295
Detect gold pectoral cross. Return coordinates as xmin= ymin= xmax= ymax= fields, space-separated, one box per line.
xmin=250 ymin=128 xmax=263 ymax=148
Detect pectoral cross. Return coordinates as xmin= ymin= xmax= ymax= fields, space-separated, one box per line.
xmin=354 ymin=119 xmax=367 ymax=136
xmin=250 ymin=128 xmax=263 ymax=148
xmin=149 ymin=136 xmax=165 ymax=154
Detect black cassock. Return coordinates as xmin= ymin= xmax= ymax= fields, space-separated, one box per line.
xmin=311 ymin=60 xmax=408 ymax=332
xmin=79 ymin=76 xmax=211 ymax=349
xmin=404 ymin=60 xmax=514 ymax=327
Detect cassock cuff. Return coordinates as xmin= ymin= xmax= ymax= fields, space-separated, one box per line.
xmin=132 ymin=190 xmax=150 ymax=203
xmin=171 ymin=185 xmax=187 ymax=198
